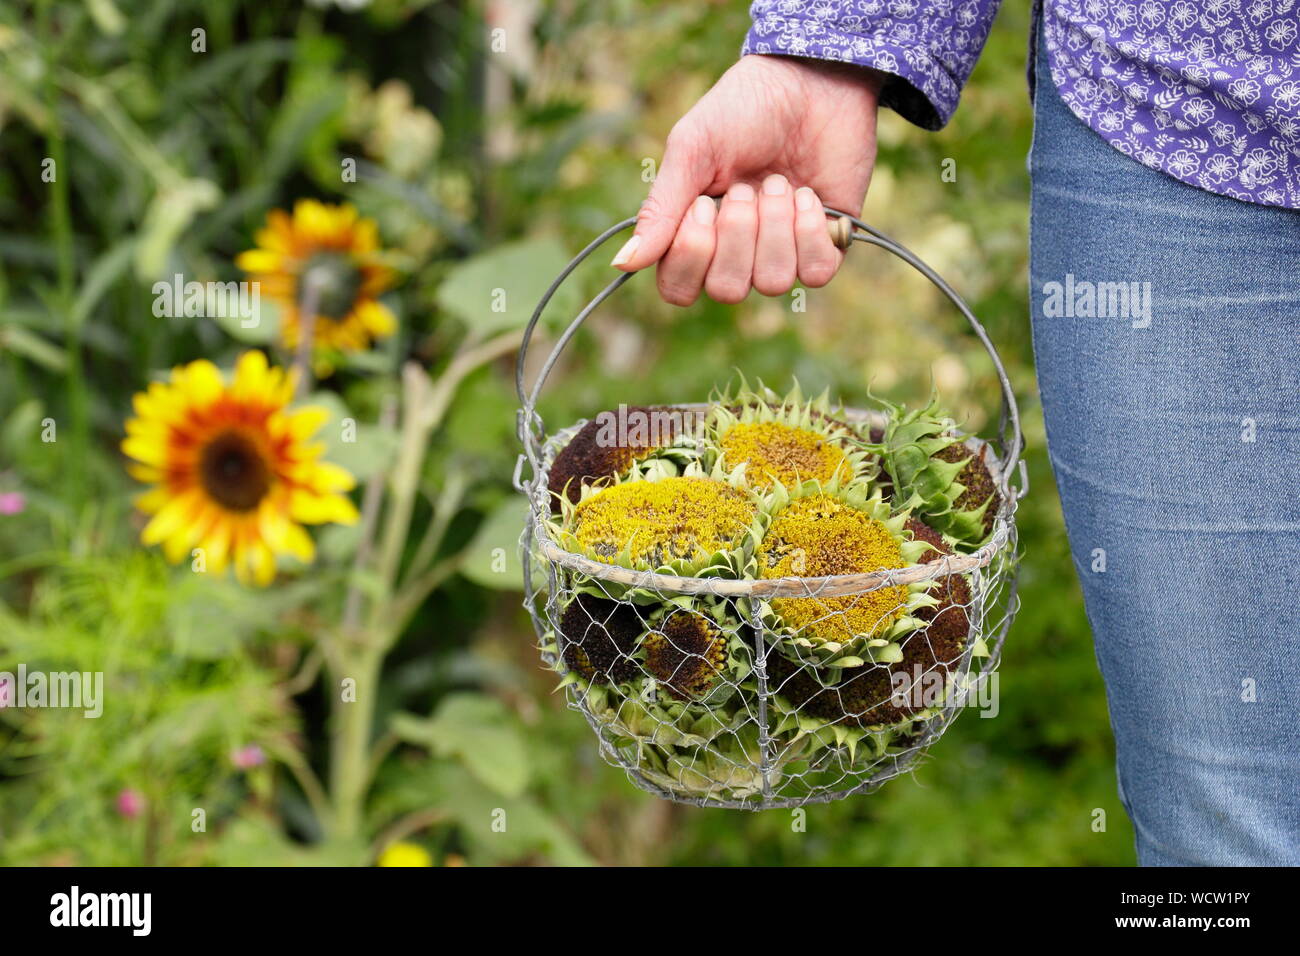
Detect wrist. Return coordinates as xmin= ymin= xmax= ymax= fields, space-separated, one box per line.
xmin=745 ymin=52 xmax=882 ymax=109
xmin=790 ymin=55 xmax=886 ymax=97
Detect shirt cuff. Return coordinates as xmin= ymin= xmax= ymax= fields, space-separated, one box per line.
xmin=742 ymin=16 xmax=962 ymax=131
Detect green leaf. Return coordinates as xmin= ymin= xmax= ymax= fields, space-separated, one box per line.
xmin=459 ymin=497 xmax=529 ymax=590
xmin=169 ymin=39 xmax=295 ymax=103
xmin=85 ymin=0 xmax=126 ymax=35
xmin=212 ymin=293 xmax=281 ymax=345
xmin=165 ymin=577 xmax=276 ymax=659
xmin=263 ymin=43 xmax=346 ymax=184
xmin=301 ymin=390 xmax=400 ymax=481
xmin=436 ymin=763 xmax=593 ymax=867
xmin=1 ymin=399 xmax=45 ymax=463
xmin=133 ymin=178 xmax=222 ymax=281
xmin=829 ymin=655 xmax=867 ymax=669
xmin=71 ymin=240 xmax=136 ymax=329
xmin=213 ymin=815 xmax=368 ymax=867
xmin=435 ymin=236 xmax=581 ymax=334
xmin=316 ymin=521 xmax=361 ymax=564
xmin=370 ymin=759 xmax=593 ymax=867
xmin=0 ymin=326 xmax=66 ymax=372
xmin=391 ymin=693 xmax=529 ymax=797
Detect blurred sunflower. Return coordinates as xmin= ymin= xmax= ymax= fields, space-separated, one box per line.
xmin=122 ymin=351 xmax=359 ymax=586
xmin=376 ymin=841 xmax=433 ymax=867
xmin=236 ymin=199 xmax=397 ymax=371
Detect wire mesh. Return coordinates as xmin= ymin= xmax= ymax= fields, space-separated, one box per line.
xmin=519 ymin=409 xmax=1021 ymax=809
xmin=513 ymin=210 xmax=1025 ymax=809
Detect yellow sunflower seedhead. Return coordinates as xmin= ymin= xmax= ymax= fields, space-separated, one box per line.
xmin=236 ymin=200 xmax=397 ymax=372
xmin=570 ymin=476 xmax=754 ymax=571
xmin=760 ymin=494 xmax=911 ymax=644
xmin=719 ymin=420 xmax=851 ymax=491
xmin=706 ymin=378 xmax=873 ymax=492
xmin=122 ymin=351 xmax=359 ymax=586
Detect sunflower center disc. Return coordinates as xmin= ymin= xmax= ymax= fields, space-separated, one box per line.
xmin=199 ymin=430 xmax=272 ymax=512
xmin=301 ymin=252 xmax=364 ymax=320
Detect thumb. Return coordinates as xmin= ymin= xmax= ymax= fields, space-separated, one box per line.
xmin=612 ymin=132 xmax=711 ymax=272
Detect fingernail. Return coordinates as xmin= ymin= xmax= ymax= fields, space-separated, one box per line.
xmin=762 ymin=174 xmax=788 ymax=196
xmin=795 ymin=186 xmax=816 ymax=211
xmin=611 ymin=235 xmax=641 ymax=267
xmin=692 ymin=196 xmax=717 ymax=225
xmin=727 ymin=182 xmax=755 ymax=202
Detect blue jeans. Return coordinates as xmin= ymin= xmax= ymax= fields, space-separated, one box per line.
xmin=1029 ymin=33 xmax=1300 ymax=865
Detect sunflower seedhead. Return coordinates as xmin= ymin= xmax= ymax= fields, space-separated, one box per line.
xmin=862 ymin=392 xmax=1000 ymax=547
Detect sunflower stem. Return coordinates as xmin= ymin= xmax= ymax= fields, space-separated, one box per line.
xmin=39 ymin=1 xmax=87 ymax=520
xmin=342 ymin=392 xmax=399 ymax=633
xmin=425 ymin=329 xmax=522 ymax=426
xmin=330 ymin=370 xmax=432 ymax=840
xmin=391 ymin=557 xmax=457 ymax=636
xmin=327 ymin=645 xmax=383 ymax=841
xmin=399 ymin=470 xmax=465 ymax=592
xmin=372 ymin=363 xmax=435 ymax=609
xmin=292 ymin=269 xmax=324 ymax=400
xmin=327 ymin=337 xmax=525 ymax=842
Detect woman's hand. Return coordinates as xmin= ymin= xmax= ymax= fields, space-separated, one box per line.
xmin=612 ymin=54 xmax=882 ymax=306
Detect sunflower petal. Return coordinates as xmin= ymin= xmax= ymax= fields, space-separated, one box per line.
xmin=179 ymin=359 xmax=223 ymax=407
xmin=283 ymin=406 xmax=330 ymax=441
xmin=290 ymin=489 xmax=359 ymax=525
xmin=356 ymin=299 xmax=397 ymax=337
xmin=140 ymin=489 xmax=203 ymax=546
xmin=235 ymin=249 xmax=284 ymax=274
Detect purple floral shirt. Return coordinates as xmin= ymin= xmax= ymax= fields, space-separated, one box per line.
xmin=742 ymin=0 xmax=1300 ymax=209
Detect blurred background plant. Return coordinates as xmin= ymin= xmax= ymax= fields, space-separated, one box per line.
xmin=0 ymin=0 xmax=1133 ymax=865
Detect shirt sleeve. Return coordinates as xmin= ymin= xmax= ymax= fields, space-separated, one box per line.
xmin=742 ymin=0 xmax=1004 ymax=131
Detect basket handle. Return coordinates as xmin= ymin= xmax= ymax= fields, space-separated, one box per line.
xmin=514 ymin=208 xmax=1024 ymax=494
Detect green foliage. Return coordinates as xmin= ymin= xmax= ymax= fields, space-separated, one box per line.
xmin=393 ymin=694 xmax=529 ymax=798
xmin=0 ymin=0 xmax=1135 ymax=866
xmin=0 ymin=553 xmax=297 ymax=865
xmin=458 ymin=498 xmax=531 ymax=590
xmin=436 ymin=236 xmax=582 ymax=334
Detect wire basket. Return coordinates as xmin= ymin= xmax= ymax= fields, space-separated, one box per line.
xmin=513 ymin=210 xmax=1027 ymax=809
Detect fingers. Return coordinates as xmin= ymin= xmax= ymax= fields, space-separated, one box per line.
xmin=793 ymin=186 xmax=843 ymax=288
xmin=624 ymin=172 xmax=843 ymax=306
xmin=612 ymin=127 xmax=707 ymax=272
xmin=656 ymin=196 xmax=718 ymax=306
xmin=704 ymin=183 xmax=758 ymax=304
xmin=752 ymin=174 xmax=797 ymax=296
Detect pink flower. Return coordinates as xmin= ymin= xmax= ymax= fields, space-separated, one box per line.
xmin=0 ymin=678 xmax=11 ymax=708
xmin=0 ymin=492 xmax=25 ymax=515
xmin=116 ymin=788 xmax=145 ymax=819
xmin=231 ymin=744 xmax=265 ymax=769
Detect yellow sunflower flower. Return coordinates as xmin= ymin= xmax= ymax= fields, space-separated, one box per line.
xmin=122 ymin=351 xmax=359 ymax=586
xmin=236 ymin=199 xmax=397 ymax=368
